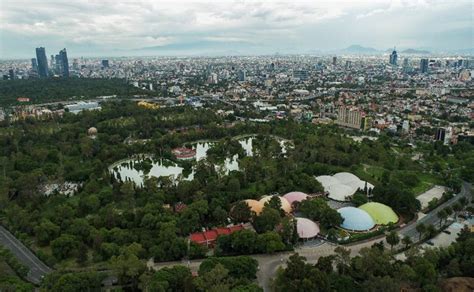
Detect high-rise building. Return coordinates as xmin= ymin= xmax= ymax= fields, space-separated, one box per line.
xmin=332 ymin=56 xmax=337 ymax=66
xmin=9 ymin=69 xmax=15 ymax=80
xmin=102 ymin=59 xmax=109 ymax=68
xmin=435 ymin=128 xmax=446 ymax=142
xmin=35 ymin=47 xmax=49 ymax=78
xmin=420 ymin=58 xmax=429 ymax=73
xmin=336 ymin=106 xmax=363 ymax=129
xmin=238 ymin=69 xmax=246 ymax=82
xmin=72 ymin=59 xmax=79 ymax=71
xmin=59 ymin=48 xmax=69 ymax=77
xmin=389 ymin=49 xmax=398 ymax=66
xmin=55 ymin=54 xmax=61 ymax=73
xmin=31 ymin=58 xmax=38 ymax=71
xmin=345 ymin=61 xmax=352 ymax=70
xmin=50 ymin=55 xmax=55 ymax=68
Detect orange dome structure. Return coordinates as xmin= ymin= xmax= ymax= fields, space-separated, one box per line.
xmin=244 ymin=199 xmax=263 ymax=215
xmin=259 ymin=195 xmax=292 ymax=213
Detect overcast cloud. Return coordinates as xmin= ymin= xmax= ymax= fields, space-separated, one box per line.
xmin=0 ymin=0 xmax=472 ymax=58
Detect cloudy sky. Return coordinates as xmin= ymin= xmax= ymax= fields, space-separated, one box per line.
xmin=0 ymin=0 xmax=472 ymax=58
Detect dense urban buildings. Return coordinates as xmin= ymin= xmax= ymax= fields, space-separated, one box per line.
xmin=0 ymin=0 xmax=473 ymax=291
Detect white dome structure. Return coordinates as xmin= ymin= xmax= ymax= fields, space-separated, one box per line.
xmin=316 ymin=172 xmax=374 ymax=202
xmin=87 ymin=127 xmax=98 ymax=137
xmin=295 ymin=217 xmax=320 ymax=239
xmin=259 ymin=195 xmax=292 ymax=213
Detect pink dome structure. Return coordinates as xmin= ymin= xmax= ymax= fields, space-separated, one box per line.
xmin=295 ymin=217 xmax=320 ymax=239
xmin=283 ymin=191 xmax=309 ymax=205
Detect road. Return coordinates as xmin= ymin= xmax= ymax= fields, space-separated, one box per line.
xmin=0 ymin=225 xmax=52 ymax=284
xmin=0 ymin=182 xmax=469 ymax=288
xmin=149 ymin=182 xmax=471 ymax=292
xmin=399 ymin=181 xmax=472 ymax=241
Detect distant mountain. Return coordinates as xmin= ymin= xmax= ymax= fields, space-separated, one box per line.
xmin=448 ymin=48 xmax=474 ymax=55
xmin=134 ymin=40 xmax=260 ymax=56
xmin=400 ymin=48 xmax=431 ymax=54
xmin=340 ymin=45 xmax=380 ymax=54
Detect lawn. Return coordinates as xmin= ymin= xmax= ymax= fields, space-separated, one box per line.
xmin=412 ymin=172 xmax=443 ymax=196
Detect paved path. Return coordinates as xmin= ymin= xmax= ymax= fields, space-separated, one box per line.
xmin=399 ymin=181 xmax=471 ymax=241
xmin=0 ymin=225 xmax=52 ymax=284
xmin=149 ymin=182 xmax=471 ymax=291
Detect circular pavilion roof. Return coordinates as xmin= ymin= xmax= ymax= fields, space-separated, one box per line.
xmin=244 ymin=199 xmax=263 ymax=215
xmin=283 ymin=192 xmax=309 ymax=205
xmin=295 ymin=217 xmax=320 ymax=239
xmin=87 ymin=127 xmax=98 ymax=136
xmin=359 ymin=202 xmax=399 ymax=225
xmin=259 ymin=195 xmax=292 ymax=213
xmin=316 ymin=172 xmax=374 ymax=202
xmin=337 ymin=207 xmax=375 ymax=231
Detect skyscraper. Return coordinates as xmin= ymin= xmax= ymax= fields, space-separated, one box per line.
xmin=9 ymin=69 xmax=15 ymax=80
xmin=238 ymin=69 xmax=246 ymax=82
xmin=59 ymin=48 xmax=69 ymax=77
xmin=332 ymin=56 xmax=337 ymax=66
xmin=345 ymin=60 xmax=352 ymax=70
xmin=102 ymin=59 xmax=109 ymax=68
xmin=420 ymin=58 xmax=429 ymax=73
xmin=35 ymin=47 xmax=49 ymax=78
xmin=31 ymin=58 xmax=38 ymax=71
xmin=389 ymin=48 xmax=398 ymax=66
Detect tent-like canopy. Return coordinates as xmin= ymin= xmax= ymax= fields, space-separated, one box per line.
xmin=359 ymin=202 xmax=399 ymax=225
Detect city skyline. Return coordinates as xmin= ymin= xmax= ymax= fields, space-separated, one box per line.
xmin=1 ymin=0 xmax=473 ymax=59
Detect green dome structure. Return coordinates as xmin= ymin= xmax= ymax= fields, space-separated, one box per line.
xmin=359 ymin=202 xmax=399 ymax=225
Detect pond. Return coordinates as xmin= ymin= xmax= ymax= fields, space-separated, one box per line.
xmin=109 ymin=135 xmax=291 ymax=186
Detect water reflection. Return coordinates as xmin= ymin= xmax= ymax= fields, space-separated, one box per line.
xmin=109 ymin=136 xmax=289 ymax=186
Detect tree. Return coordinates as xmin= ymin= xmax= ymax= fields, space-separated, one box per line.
xmin=35 ymin=219 xmax=60 ymax=246
xmin=199 ymin=256 xmax=258 ymax=280
xmin=145 ymin=265 xmax=193 ymax=292
xmin=273 ymin=253 xmax=330 ymax=292
xmin=253 ymin=207 xmax=281 ymax=233
xmin=402 ymin=235 xmax=412 ymax=249
xmin=110 ymin=247 xmax=146 ymax=291
xmin=334 ymin=246 xmax=351 ymax=275
xmin=416 ymin=223 xmax=426 ymax=241
xmin=437 ymin=210 xmax=447 ymax=227
xmin=76 ymin=243 xmax=88 ymax=266
xmin=386 ymin=231 xmax=400 ymax=251
xmin=51 ymin=234 xmax=78 ymax=260
xmin=41 ymin=271 xmax=104 ymax=292
xmin=352 ymin=193 xmax=368 ymax=206
xmin=230 ymin=201 xmax=252 ymax=223
xmin=194 ymin=263 xmax=231 ymax=292
xmin=425 ymin=224 xmax=437 ymax=239
xmin=255 ymin=231 xmax=285 ymax=253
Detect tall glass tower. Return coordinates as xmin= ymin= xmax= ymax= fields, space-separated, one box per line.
xmin=59 ymin=48 xmax=69 ymax=77
xmin=35 ymin=47 xmax=49 ymax=78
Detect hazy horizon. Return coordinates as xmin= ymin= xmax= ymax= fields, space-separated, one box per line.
xmin=1 ymin=0 xmax=473 ymax=59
